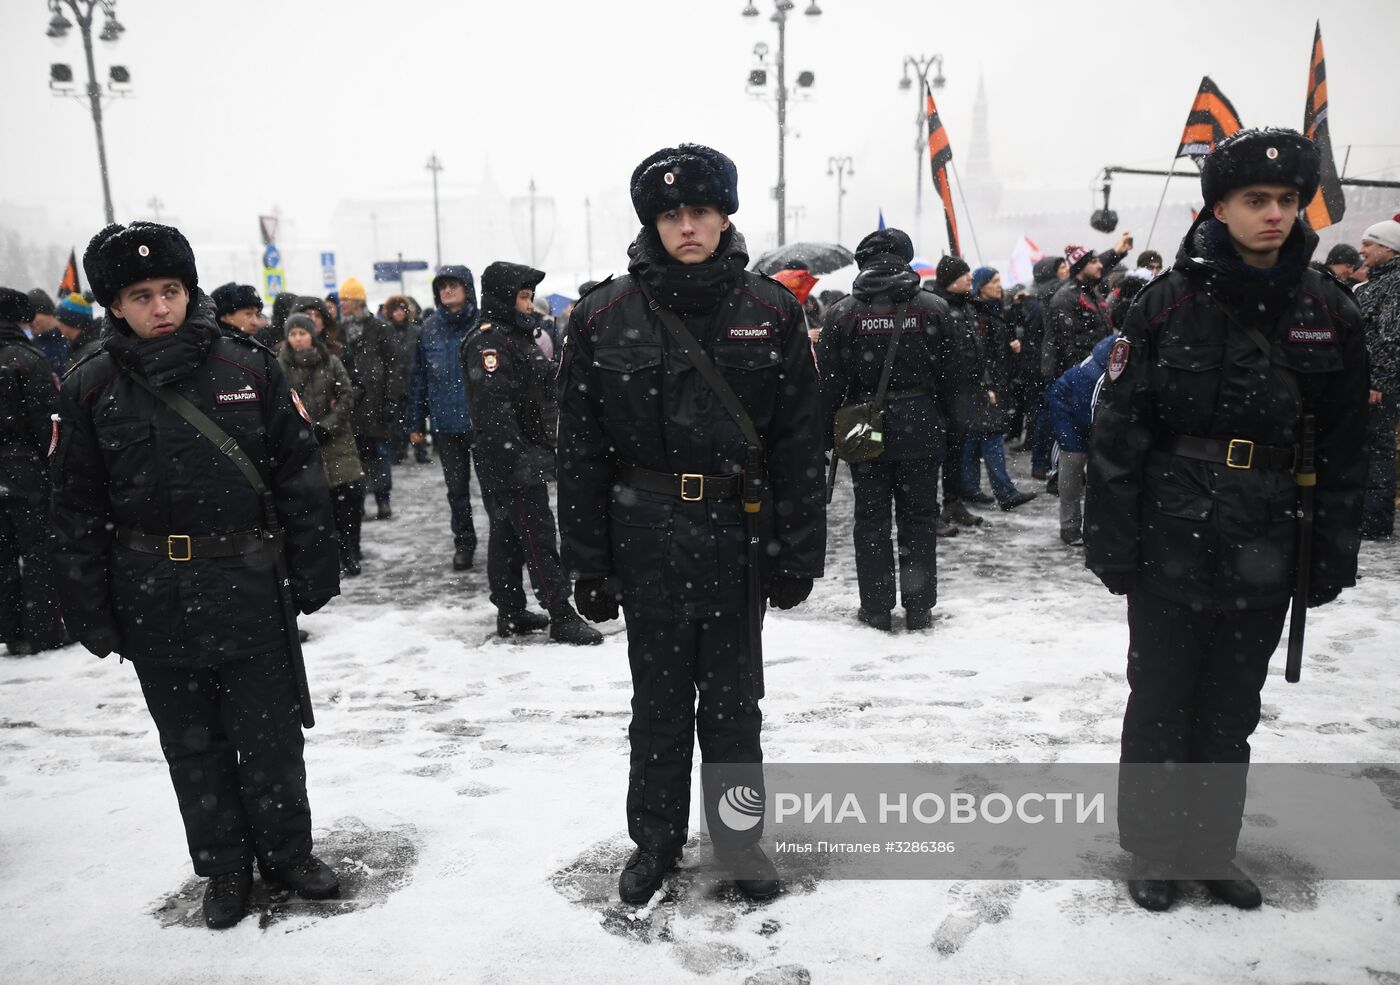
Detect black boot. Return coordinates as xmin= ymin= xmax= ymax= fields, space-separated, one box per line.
xmin=857 ymin=608 xmax=893 ymax=631
xmin=618 ymin=846 xmax=682 ymax=905
xmin=297 ymin=628 xmax=311 ymax=644
xmin=942 ymin=500 xmax=983 ymax=527
xmin=498 ymin=608 xmax=550 ymax=637
xmin=1202 ymin=863 xmax=1263 ymax=909
xmin=718 ymin=843 xmax=780 ymax=901
xmin=905 ymin=608 xmax=933 ymax=631
xmin=965 ymin=491 xmax=995 ymax=505
xmin=376 ymin=502 xmax=392 ymax=521
xmin=452 ymin=549 xmax=474 ymax=571
xmin=999 ymin=491 xmax=1038 ymax=511
xmin=548 ymin=602 xmax=604 ymax=645
xmin=935 ymin=520 xmax=959 ymax=538
xmin=203 ymin=866 xmax=252 ymax=929
xmin=259 ymin=855 xmax=340 ymax=899
xmin=341 ymin=549 xmax=361 ymax=578
xmin=1126 ymin=855 xmax=1175 ymax=912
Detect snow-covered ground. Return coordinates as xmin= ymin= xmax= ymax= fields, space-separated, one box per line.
xmin=2 ymin=452 xmax=1397 ymax=985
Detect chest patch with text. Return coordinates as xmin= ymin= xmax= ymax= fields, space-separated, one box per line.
xmin=1286 ymin=327 xmax=1337 ymax=344
xmin=856 ymin=313 xmax=923 ymax=335
xmin=726 ymin=326 xmax=772 ymax=341
xmin=215 ymin=386 xmax=259 ymax=407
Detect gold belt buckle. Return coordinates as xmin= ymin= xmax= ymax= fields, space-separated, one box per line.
xmin=680 ymin=473 xmax=705 ymax=501
xmin=1226 ymin=438 xmax=1255 ymax=469
xmin=167 ymin=534 xmax=193 ymax=562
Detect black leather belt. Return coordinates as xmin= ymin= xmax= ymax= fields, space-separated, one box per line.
xmin=856 ymin=386 xmax=929 ymax=401
xmin=116 ymin=527 xmax=280 ymax=561
xmin=617 ymin=465 xmax=742 ymax=502
xmin=1158 ymin=436 xmax=1296 ymax=471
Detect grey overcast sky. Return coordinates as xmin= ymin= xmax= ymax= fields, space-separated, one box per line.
xmin=2 ymin=0 xmax=1397 ymax=289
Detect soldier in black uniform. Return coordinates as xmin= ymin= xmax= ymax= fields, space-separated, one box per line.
xmin=0 ymin=288 xmax=64 ymax=655
xmin=461 ymin=262 xmax=602 ymax=645
xmin=558 ymin=144 xmax=825 ymax=906
xmin=1085 ymin=130 xmax=1368 ymax=912
xmin=51 ymin=222 xmax=344 ymax=929
xmin=817 ymin=228 xmax=954 ymax=632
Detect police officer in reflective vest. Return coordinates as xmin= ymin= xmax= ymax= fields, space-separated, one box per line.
xmin=51 ymin=222 xmax=344 ymax=929
xmin=557 ymin=144 xmax=825 ymax=906
xmin=817 ymin=227 xmax=954 ymax=631
xmin=1085 ymin=130 xmax=1368 ymax=912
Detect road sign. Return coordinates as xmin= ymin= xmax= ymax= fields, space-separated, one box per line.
xmin=320 ymin=251 xmax=336 ymax=292
xmin=263 ymin=267 xmax=285 ymax=302
xmin=372 ymin=259 xmax=430 ymax=281
xmin=263 ymin=244 xmax=281 ymax=269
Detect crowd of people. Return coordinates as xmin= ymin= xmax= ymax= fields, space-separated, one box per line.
xmin=0 ymin=128 xmax=1396 ymax=927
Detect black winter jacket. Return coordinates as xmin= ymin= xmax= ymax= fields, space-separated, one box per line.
xmin=817 ymin=260 xmax=954 ymax=459
xmin=1085 ymin=216 xmax=1368 ymax=610
xmin=0 ymin=322 xmax=57 ymax=505
xmin=557 ymin=226 xmax=825 ymax=621
xmin=928 ymin=285 xmax=995 ymax=438
xmin=340 ymin=309 xmax=407 ymax=439
xmin=461 ymin=282 xmax=560 ymax=494
xmin=968 ymin=297 xmax=1012 ymax=435
xmin=50 ymin=298 xmax=340 ymax=665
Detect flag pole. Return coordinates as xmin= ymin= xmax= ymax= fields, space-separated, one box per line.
xmin=948 ymin=162 xmax=983 ymax=265
xmin=1145 ymin=154 xmax=1181 ymax=250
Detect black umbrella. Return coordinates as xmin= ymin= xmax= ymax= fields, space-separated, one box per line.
xmin=752 ymin=242 xmax=855 ymax=276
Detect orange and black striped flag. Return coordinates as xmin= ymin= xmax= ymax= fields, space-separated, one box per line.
xmin=926 ymin=83 xmax=961 ymax=258
xmin=1175 ymin=76 xmax=1242 ymax=163
xmin=1303 ymin=21 xmax=1346 ymax=230
xmin=57 ymin=249 xmax=79 ymax=297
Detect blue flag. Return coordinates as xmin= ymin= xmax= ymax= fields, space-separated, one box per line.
xmin=877 ymin=208 xmax=886 ymax=231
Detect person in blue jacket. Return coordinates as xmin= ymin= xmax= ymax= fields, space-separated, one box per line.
xmin=1047 ymin=333 xmax=1114 ymax=544
xmin=408 ymin=265 xmax=480 ymax=570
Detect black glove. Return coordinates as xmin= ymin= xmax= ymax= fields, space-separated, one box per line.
xmin=574 ymin=577 xmax=621 ymax=623
xmin=297 ymin=595 xmax=333 ymax=616
xmin=80 ymin=626 xmax=121 ymax=659
xmin=1308 ymin=584 xmax=1342 ymax=608
xmin=768 ymin=576 xmax=813 ymax=610
xmin=1095 ymin=569 xmax=1135 ymax=596
xmin=313 ymin=424 xmax=333 ymax=445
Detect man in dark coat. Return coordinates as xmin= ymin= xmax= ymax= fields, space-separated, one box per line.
xmin=557 ymin=144 xmax=825 ymax=906
xmin=410 ymin=265 xmax=481 ymax=569
xmin=461 ymin=262 xmax=601 ymax=645
xmin=338 ymin=276 xmax=406 ymax=520
xmin=818 ymin=227 xmax=954 ymax=631
xmin=1356 ymin=213 xmax=1400 ymax=539
xmin=1020 ymin=256 xmax=1064 ymax=478
xmin=210 ymin=282 xmax=265 ymax=339
xmin=51 ymin=222 xmax=344 ymax=930
xmin=382 ymin=294 xmax=424 ymax=465
xmin=1045 ymin=231 xmax=1132 ymax=380
xmin=0 ymin=288 xmax=64 ymax=654
xmin=25 ymin=289 xmax=70 ymax=377
xmin=1084 ymin=129 xmax=1368 ymax=912
xmin=55 ymin=292 xmax=103 ymax=371
xmin=926 ymin=257 xmax=988 ymax=528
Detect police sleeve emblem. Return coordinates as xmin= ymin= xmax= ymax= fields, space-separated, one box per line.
xmin=1107 ymin=338 xmax=1131 ymax=382
xmin=482 ymin=349 xmax=499 ymax=373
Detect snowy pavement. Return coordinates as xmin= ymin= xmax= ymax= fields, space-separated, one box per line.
xmin=2 ymin=450 xmax=1398 ymax=984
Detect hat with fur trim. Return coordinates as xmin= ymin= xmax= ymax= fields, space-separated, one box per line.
xmin=1200 ymin=127 xmax=1321 ymax=211
xmin=630 ymin=144 xmax=739 ymax=224
xmin=83 ymin=221 xmax=198 ymax=308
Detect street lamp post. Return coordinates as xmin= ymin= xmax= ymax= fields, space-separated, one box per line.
xmin=898 ymin=54 xmax=946 ymax=219
xmin=46 ymin=0 xmax=128 ymax=225
xmin=826 ymin=155 xmax=853 ymax=244
xmin=426 ymin=152 xmax=444 ymax=269
xmin=742 ymin=1 xmax=823 ymax=247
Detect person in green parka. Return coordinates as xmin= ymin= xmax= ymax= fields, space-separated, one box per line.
xmin=279 ymin=314 xmax=365 ymax=575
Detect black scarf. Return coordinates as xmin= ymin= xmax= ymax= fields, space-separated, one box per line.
xmin=1188 ymin=216 xmax=1314 ymax=325
xmin=627 ymin=225 xmax=749 ymax=315
xmin=106 ymin=293 xmax=220 ymax=387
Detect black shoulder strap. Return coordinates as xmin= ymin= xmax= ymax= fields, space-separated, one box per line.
xmin=1214 ymin=298 xmax=1305 ymax=410
xmin=871 ymin=303 xmax=910 ymax=412
xmin=635 ymin=279 xmax=763 ymax=452
xmin=127 ymin=373 xmax=270 ymax=495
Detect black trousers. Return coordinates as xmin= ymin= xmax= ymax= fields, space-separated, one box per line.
xmin=1118 ymin=590 xmax=1286 ymax=868
xmin=850 ymin=455 xmax=940 ymax=613
xmin=483 ymin=480 xmax=570 ymax=612
xmin=331 ymin=480 xmax=364 ymax=562
xmin=134 ymin=649 xmax=312 ymax=877
xmin=0 ymin=497 xmax=64 ymax=649
xmin=624 ymin=616 xmax=764 ymax=854
xmin=435 ymin=433 xmax=478 ymax=555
